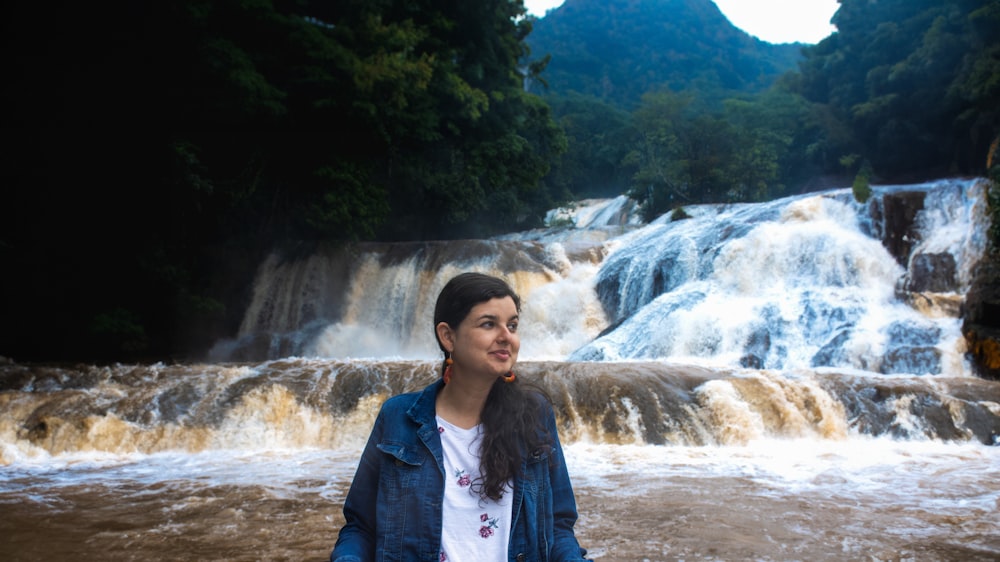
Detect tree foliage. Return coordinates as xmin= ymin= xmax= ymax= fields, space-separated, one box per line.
xmin=622 ymin=88 xmax=808 ymax=218
xmin=540 ymin=0 xmax=998 ymax=217
xmin=544 ymin=93 xmax=636 ymax=198
xmin=3 ymin=0 xmax=998 ymax=362
xmin=525 ymin=0 xmax=804 ymax=108
xmin=3 ymin=0 xmax=564 ymax=362
xmin=795 ymin=0 xmax=1000 ymax=178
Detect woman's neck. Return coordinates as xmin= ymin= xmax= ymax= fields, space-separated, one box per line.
xmin=435 ymin=380 xmax=490 ymax=429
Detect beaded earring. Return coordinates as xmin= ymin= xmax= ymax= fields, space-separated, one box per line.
xmin=443 ymin=357 xmax=453 ymax=384
xmin=501 ymin=371 xmax=516 ymax=383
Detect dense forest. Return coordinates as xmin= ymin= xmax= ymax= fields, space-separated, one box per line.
xmin=532 ymin=0 xmax=1000 ymax=210
xmin=525 ymin=0 xmax=804 ymax=106
xmin=2 ymin=0 xmax=998 ymax=363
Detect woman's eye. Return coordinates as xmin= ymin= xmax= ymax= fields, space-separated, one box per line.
xmin=507 ymin=323 xmax=518 ymax=333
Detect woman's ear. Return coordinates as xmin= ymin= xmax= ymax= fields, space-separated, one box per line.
xmin=436 ymin=322 xmax=455 ymax=353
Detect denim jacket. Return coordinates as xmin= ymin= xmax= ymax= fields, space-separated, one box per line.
xmin=331 ymin=379 xmax=589 ymax=562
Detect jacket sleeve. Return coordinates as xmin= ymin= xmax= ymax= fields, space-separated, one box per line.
xmin=544 ymin=405 xmax=591 ymax=562
xmin=330 ymin=409 xmax=385 ymax=562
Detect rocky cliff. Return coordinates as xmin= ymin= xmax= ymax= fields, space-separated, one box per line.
xmin=964 ymin=246 xmax=1000 ymax=380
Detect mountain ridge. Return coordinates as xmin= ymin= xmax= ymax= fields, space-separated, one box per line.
xmin=526 ymin=0 xmax=804 ymax=107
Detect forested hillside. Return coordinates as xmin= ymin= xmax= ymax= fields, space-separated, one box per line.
xmin=525 ymin=0 xmax=803 ymax=107
xmin=795 ymin=0 xmax=999 ymax=180
xmin=2 ymin=0 xmax=997 ymax=363
xmin=535 ymin=0 xmax=999 ymax=208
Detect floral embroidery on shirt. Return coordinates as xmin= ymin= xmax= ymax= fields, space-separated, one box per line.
xmin=479 ymin=512 xmax=499 ymax=538
xmin=439 ymin=550 xmax=447 ymax=561
xmin=438 ymin=426 xmax=445 ymax=433
xmin=453 ymin=468 xmax=471 ymax=487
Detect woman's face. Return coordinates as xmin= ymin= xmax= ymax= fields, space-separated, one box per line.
xmin=441 ymin=296 xmax=520 ymax=379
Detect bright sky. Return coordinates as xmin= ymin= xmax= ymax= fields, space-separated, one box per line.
xmin=522 ymin=0 xmax=839 ymax=44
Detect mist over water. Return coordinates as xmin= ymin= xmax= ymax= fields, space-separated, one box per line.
xmin=3 ymin=178 xmax=1000 ymax=560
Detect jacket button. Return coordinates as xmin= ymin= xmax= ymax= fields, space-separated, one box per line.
xmin=516 ymin=554 xmax=526 ymax=561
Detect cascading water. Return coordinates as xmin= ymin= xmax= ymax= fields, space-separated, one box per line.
xmin=572 ymin=184 xmax=978 ymax=375
xmin=2 ymin=178 xmax=999 ymax=561
xmin=219 ymin=178 xmax=986 ymax=377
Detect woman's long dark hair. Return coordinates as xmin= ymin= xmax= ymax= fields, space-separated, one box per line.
xmin=433 ymin=272 xmax=551 ymax=502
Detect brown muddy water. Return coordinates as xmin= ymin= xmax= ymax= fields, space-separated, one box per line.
xmin=2 ymin=440 xmax=999 ymax=561
xmin=2 ymin=360 xmax=999 ymax=561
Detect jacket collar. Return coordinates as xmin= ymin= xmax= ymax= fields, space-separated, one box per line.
xmin=407 ymin=378 xmax=445 ymax=427
xmin=408 ymin=378 xmax=446 ymax=474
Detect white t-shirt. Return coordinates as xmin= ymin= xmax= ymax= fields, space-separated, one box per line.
xmin=437 ymin=416 xmax=513 ymax=562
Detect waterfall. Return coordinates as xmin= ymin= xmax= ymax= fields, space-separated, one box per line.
xmin=572 ymin=183 xmax=977 ymax=374
xmin=3 ymin=359 xmax=999 ymax=464
xmin=217 ymin=178 xmax=990 ymax=377
xmin=5 ymin=177 xmax=995 ymax=460
xmin=2 ymin=178 xmax=998 ymax=561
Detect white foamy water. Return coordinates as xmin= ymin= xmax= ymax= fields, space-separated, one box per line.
xmin=223 ymin=179 xmax=989 ymax=380
xmin=571 ymin=183 xmax=984 ymax=376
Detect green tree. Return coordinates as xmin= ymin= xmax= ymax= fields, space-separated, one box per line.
xmin=795 ymin=0 xmax=1000 ymax=178
xmin=623 ymin=83 xmax=830 ymax=218
xmin=3 ymin=0 xmax=567 ymax=362
xmin=625 ymin=91 xmax=691 ymax=218
xmin=525 ymin=0 xmax=803 ymax=107
xmin=852 ymin=159 xmax=874 ymax=204
xmin=545 ymin=93 xmax=636 ymax=199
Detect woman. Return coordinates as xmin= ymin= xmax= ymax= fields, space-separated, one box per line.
xmin=331 ymin=272 xmax=589 ymax=561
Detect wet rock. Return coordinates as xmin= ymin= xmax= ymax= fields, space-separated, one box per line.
xmin=904 ymin=252 xmax=957 ymax=292
xmin=879 ymin=322 xmax=942 ymax=374
xmin=811 ymin=329 xmax=853 ymax=368
xmin=869 ymin=190 xmax=925 ymax=266
xmin=959 ymin=400 xmax=1000 ymax=445
xmin=880 ymin=346 xmax=941 ymax=375
xmin=963 ymin=246 xmax=1000 ymax=380
xmin=740 ymin=319 xmax=775 ymax=369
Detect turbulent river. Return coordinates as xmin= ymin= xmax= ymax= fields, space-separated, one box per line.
xmin=2 ymin=178 xmax=999 ymax=561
